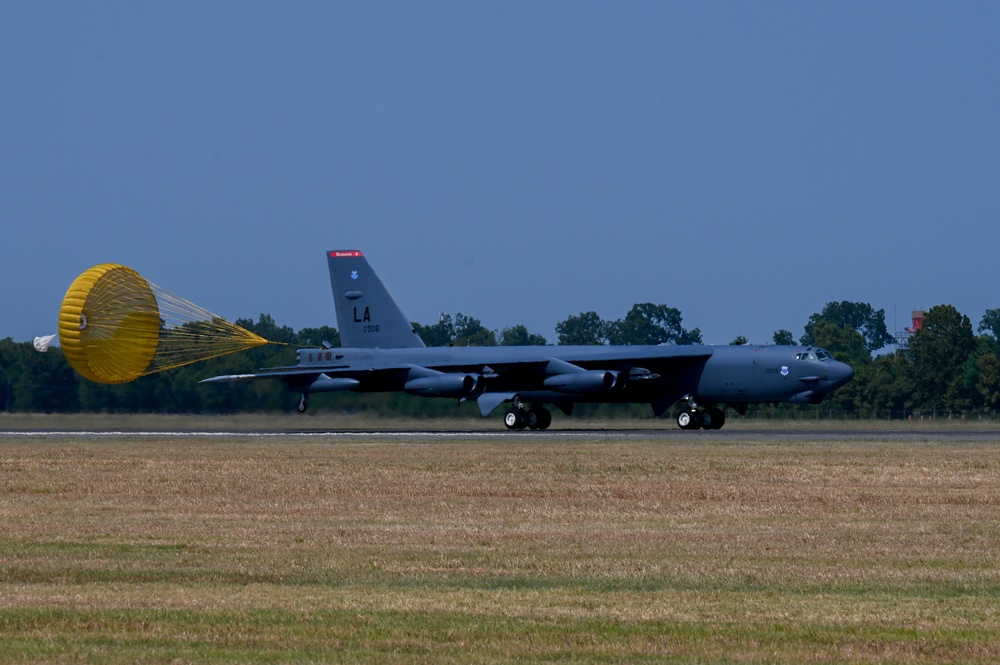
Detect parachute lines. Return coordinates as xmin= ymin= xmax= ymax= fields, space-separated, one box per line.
xmin=58 ymin=263 xmax=270 ymax=384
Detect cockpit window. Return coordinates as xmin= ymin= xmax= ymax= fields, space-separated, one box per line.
xmin=795 ymin=349 xmax=833 ymax=361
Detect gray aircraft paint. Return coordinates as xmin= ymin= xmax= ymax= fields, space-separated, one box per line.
xmin=203 ymin=251 xmax=854 ymax=429
xmin=327 ymin=250 xmax=425 ymax=349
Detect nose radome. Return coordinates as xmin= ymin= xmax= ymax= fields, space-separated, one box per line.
xmin=834 ymin=362 xmax=854 ymax=386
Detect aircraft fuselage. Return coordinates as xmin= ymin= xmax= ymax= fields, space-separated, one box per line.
xmin=284 ymin=342 xmax=853 ymax=412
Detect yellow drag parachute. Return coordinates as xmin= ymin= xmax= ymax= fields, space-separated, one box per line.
xmin=58 ymin=263 xmax=269 ymax=384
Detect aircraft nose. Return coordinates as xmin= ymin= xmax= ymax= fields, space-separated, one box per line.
xmin=831 ymin=361 xmax=854 ymax=388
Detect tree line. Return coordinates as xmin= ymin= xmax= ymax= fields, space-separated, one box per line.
xmin=2 ymin=303 xmax=1000 ymax=418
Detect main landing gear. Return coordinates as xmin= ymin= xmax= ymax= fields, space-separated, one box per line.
xmin=676 ymin=403 xmax=726 ymax=430
xmin=503 ymin=401 xmax=552 ymax=430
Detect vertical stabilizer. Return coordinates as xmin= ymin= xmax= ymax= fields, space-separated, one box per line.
xmin=327 ymin=250 xmax=425 ymax=348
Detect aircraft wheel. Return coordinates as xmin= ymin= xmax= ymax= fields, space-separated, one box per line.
xmin=296 ymin=395 xmax=308 ymax=413
xmin=709 ymin=408 xmax=726 ymax=430
xmin=677 ymin=409 xmax=700 ymax=430
xmin=527 ymin=407 xmax=552 ymax=430
xmin=504 ymin=408 xmax=527 ymax=430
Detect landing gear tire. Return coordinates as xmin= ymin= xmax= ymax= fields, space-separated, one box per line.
xmin=677 ymin=409 xmax=701 ymax=430
xmin=526 ymin=407 xmax=552 ymax=430
xmin=707 ymin=407 xmax=726 ymax=430
xmin=678 ymin=407 xmax=726 ymax=430
xmin=504 ymin=408 xmax=527 ymax=430
xmin=297 ymin=395 xmax=308 ymax=414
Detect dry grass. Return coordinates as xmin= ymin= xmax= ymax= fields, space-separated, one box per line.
xmin=1 ymin=433 xmax=999 ymax=662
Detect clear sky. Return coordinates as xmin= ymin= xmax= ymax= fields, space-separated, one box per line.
xmin=3 ymin=2 xmax=998 ymax=346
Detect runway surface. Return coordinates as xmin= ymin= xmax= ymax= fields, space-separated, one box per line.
xmin=3 ymin=427 xmax=1000 ymax=442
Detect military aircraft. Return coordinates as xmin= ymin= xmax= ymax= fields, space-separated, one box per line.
xmin=202 ymin=250 xmax=854 ymax=430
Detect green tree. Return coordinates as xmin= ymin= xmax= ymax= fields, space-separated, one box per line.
xmin=413 ymin=314 xmax=455 ymax=347
xmin=979 ymin=308 xmax=1000 ymax=339
xmin=500 ymin=325 xmax=547 ymax=346
xmin=730 ymin=335 xmax=748 ymax=345
xmin=297 ymin=326 xmax=341 ymax=348
xmin=556 ymin=312 xmax=607 ymax=345
xmin=856 ymin=352 xmax=916 ymax=417
xmin=978 ymin=309 xmax=1000 ymax=355
xmin=772 ymin=329 xmax=795 ymax=345
xmin=237 ymin=314 xmax=298 ymax=344
xmin=908 ymin=304 xmax=976 ymax=411
xmin=0 ymin=340 xmax=79 ymax=412
xmin=0 ymin=338 xmax=21 ymax=411
xmin=412 ymin=313 xmax=496 ymax=346
xmin=607 ymin=304 xmax=701 ymax=345
xmin=802 ymin=302 xmax=894 ymax=354
xmin=976 ymin=353 xmax=1000 ymax=412
xmin=452 ymin=313 xmax=496 ymax=346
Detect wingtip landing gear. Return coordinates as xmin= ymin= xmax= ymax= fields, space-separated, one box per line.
xmin=297 ymin=394 xmax=308 ymax=413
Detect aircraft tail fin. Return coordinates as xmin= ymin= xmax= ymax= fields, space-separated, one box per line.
xmin=327 ymin=250 xmax=426 ymax=348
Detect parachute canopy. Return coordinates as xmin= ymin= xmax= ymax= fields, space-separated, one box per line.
xmin=58 ymin=263 xmax=269 ymax=384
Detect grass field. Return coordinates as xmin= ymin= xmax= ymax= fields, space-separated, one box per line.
xmin=2 ymin=429 xmax=999 ymax=662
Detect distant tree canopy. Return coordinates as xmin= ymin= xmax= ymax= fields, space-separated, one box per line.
xmin=772 ymin=329 xmax=795 ymax=346
xmin=555 ymin=305 xmax=701 ymax=346
xmin=499 ymin=325 xmax=547 ymax=347
xmin=801 ymin=301 xmax=894 ymax=354
xmin=908 ymin=305 xmax=976 ymax=411
xmin=5 ymin=301 xmax=1000 ymax=418
xmin=978 ymin=308 xmax=1000 ymax=341
xmin=411 ymin=314 xmax=550 ymax=347
xmin=556 ymin=311 xmax=608 ymax=346
xmin=607 ymin=303 xmax=702 ymax=346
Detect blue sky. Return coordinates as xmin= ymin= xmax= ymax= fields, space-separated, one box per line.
xmin=3 ymin=2 xmax=998 ymax=346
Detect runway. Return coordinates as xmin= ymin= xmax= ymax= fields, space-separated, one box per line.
xmin=3 ymin=427 xmax=1000 ymax=442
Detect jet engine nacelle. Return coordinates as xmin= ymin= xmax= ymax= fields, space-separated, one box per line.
xmin=404 ymin=373 xmax=483 ymax=398
xmin=543 ymin=370 xmax=621 ymax=394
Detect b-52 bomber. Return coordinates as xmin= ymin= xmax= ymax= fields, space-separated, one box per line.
xmin=202 ymin=250 xmax=854 ymax=430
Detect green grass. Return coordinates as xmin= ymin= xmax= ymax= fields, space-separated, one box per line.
xmin=2 ymin=433 xmax=999 ymax=662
